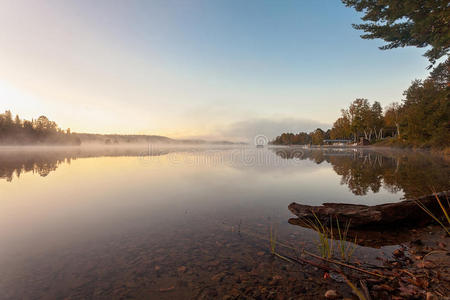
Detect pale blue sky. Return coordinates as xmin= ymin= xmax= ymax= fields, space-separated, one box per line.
xmin=0 ymin=0 xmax=432 ymax=140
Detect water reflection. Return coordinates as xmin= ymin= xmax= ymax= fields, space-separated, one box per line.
xmin=0 ymin=147 xmax=170 ymax=181
xmin=2 ymin=146 xmax=448 ymax=200
xmin=288 ymin=217 xmax=421 ymax=248
xmin=0 ymin=146 xmax=448 ymax=299
xmin=272 ymin=147 xmax=449 ymax=198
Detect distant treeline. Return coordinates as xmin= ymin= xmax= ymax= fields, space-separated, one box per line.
xmin=74 ymin=133 xmax=241 ymax=145
xmin=0 ymin=112 xmax=81 ymax=145
xmin=75 ymin=133 xmax=174 ymax=145
xmin=0 ymin=112 xmax=243 ymax=146
xmin=272 ymin=58 xmax=449 ymax=148
xmin=271 ymin=130 xmax=331 ymax=146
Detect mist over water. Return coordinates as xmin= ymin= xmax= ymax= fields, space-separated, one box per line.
xmin=0 ymin=146 xmax=448 ymax=299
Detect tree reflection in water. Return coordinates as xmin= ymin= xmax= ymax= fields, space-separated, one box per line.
xmin=272 ymin=148 xmax=449 ymax=198
xmin=0 ymin=147 xmax=169 ymax=182
xmin=1 ymin=147 xmax=448 ymax=200
xmin=0 ymin=154 xmax=67 ymax=181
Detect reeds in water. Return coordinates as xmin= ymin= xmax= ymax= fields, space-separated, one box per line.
xmin=336 ymin=217 xmax=358 ymax=262
xmin=300 ymin=212 xmax=357 ymax=262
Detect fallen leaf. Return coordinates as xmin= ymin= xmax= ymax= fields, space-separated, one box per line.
xmin=159 ymin=286 xmax=175 ymax=292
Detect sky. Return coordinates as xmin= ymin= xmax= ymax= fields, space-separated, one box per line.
xmin=0 ymin=0 xmax=432 ymax=141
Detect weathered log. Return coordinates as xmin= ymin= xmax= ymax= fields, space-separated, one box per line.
xmin=288 ymin=191 xmax=449 ymax=229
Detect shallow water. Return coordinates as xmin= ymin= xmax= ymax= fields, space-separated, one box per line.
xmin=0 ymin=146 xmax=448 ymax=299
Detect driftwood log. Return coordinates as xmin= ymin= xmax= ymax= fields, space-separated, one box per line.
xmin=288 ymin=191 xmax=449 ymax=229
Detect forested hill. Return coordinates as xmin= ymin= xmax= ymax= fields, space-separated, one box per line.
xmin=0 ymin=112 xmax=241 ymax=145
xmin=0 ymin=112 xmax=81 ymax=145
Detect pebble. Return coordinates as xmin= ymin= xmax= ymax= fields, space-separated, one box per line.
xmin=230 ymin=288 xmax=240 ymax=297
xmin=211 ymin=272 xmax=225 ymax=282
xmin=416 ymin=260 xmax=435 ymax=268
xmin=325 ymin=289 xmax=339 ymax=299
xmin=393 ymin=249 xmax=403 ymax=257
xmin=269 ymin=275 xmax=282 ymax=285
xmin=437 ymin=242 xmax=446 ymax=249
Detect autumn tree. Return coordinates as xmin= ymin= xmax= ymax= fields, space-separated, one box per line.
xmin=347 ymin=98 xmax=371 ymax=141
xmin=330 ymin=111 xmax=352 ymax=139
xmin=273 ymin=57 xmax=449 ymax=148
xmin=370 ymin=101 xmax=384 ymax=140
xmin=310 ymin=128 xmax=326 ymax=145
xmin=384 ymin=102 xmax=402 ymax=139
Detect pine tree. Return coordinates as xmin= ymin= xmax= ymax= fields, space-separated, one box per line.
xmin=342 ymin=0 xmax=450 ymax=65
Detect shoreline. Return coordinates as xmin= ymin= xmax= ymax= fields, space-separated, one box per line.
xmin=268 ymin=144 xmax=450 ymax=155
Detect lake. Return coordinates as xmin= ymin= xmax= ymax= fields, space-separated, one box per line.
xmin=0 ymin=146 xmax=448 ymax=299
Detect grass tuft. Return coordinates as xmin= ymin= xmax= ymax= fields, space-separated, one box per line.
xmin=414 ymin=191 xmax=450 ymax=235
xmin=336 ymin=217 xmax=358 ymax=262
xmin=300 ymin=212 xmax=357 ymax=262
xmin=269 ymin=224 xmax=293 ymax=263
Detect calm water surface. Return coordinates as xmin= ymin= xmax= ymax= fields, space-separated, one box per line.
xmin=0 ymin=146 xmax=448 ymax=299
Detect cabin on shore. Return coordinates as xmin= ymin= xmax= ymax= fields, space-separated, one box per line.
xmin=322 ymin=139 xmax=353 ymax=146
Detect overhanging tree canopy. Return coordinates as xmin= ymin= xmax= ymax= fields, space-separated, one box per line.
xmin=342 ymin=0 xmax=450 ymax=65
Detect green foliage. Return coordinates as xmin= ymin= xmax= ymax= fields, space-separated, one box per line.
xmin=271 ymin=129 xmax=331 ymax=145
xmin=348 ymin=98 xmax=371 ymax=140
xmin=329 ymin=59 xmax=449 ymax=148
xmin=311 ymin=212 xmax=334 ymax=259
xmin=0 ymin=111 xmax=81 ymax=145
xmin=384 ymin=102 xmax=402 ymax=138
xmin=342 ymin=0 xmax=450 ymax=65
xmin=339 ymin=0 xmax=449 ymax=146
xmin=331 ymin=98 xmax=386 ymax=142
xmin=400 ymin=60 xmax=449 ymax=147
